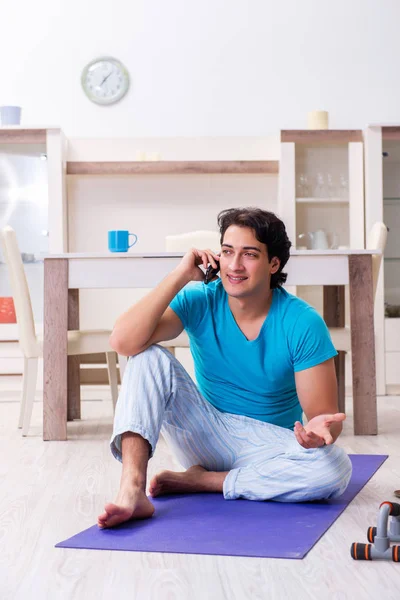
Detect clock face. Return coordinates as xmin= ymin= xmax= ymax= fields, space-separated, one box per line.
xmin=81 ymin=57 xmax=130 ymax=105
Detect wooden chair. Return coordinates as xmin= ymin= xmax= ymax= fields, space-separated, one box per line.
xmin=0 ymin=226 xmax=121 ymax=435
xmin=328 ymin=222 xmax=388 ymax=412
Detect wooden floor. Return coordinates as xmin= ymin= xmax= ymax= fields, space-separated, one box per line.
xmin=1 ymin=384 xmax=400 ymax=600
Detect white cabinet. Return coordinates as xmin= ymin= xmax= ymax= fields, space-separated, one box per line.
xmin=278 ymin=130 xmax=364 ymax=319
xmin=278 ymin=130 xmax=364 ymax=252
xmin=278 ymin=130 xmax=367 ymax=394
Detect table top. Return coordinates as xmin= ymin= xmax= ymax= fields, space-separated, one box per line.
xmin=43 ymin=249 xmax=381 ymax=260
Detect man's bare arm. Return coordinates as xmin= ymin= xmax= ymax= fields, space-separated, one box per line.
xmin=110 ymin=271 xmax=188 ymax=356
xmin=294 ymin=358 xmax=344 ymax=447
xmin=110 ymin=248 xmax=219 ymax=357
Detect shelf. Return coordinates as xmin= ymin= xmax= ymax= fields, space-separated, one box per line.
xmin=0 ymin=129 xmax=47 ymax=144
xmin=281 ymin=130 xmax=362 ymax=144
xmin=296 ymin=197 xmax=349 ymax=204
xmin=384 ymin=257 xmax=400 ymax=261
xmin=382 ymin=127 xmax=400 ymax=141
xmin=66 ymin=160 xmax=279 ymax=176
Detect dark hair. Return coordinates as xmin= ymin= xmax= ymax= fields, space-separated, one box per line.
xmin=217 ymin=207 xmax=292 ymax=288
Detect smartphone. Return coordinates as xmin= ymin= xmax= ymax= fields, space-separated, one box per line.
xmin=205 ymin=263 xmax=220 ymax=285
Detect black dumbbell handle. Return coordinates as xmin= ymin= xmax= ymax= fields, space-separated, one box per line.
xmin=351 ymin=542 xmax=372 ymax=560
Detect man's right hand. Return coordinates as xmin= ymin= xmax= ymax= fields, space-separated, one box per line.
xmin=174 ymin=248 xmax=220 ymax=283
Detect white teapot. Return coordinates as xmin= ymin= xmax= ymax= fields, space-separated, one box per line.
xmin=298 ymin=230 xmax=330 ymax=250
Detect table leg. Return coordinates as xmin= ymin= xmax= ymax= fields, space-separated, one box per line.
xmin=67 ymin=289 xmax=81 ymax=420
xmin=43 ymin=259 xmax=68 ymax=441
xmin=349 ymin=254 xmax=377 ymax=435
xmin=323 ymin=285 xmax=346 ymax=413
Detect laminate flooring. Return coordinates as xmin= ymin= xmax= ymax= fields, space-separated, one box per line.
xmin=0 ymin=385 xmax=399 ymax=600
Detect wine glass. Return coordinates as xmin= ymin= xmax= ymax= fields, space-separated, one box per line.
xmin=314 ymin=172 xmax=326 ymax=197
xmin=339 ymin=174 xmax=348 ymax=199
xmin=297 ymin=173 xmax=309 ymax=198
xmin=326 ymin=173 xmax=336 ymax=198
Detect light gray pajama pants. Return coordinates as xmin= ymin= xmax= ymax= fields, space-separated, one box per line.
xmin=111 ymin=345 xmax=352 ymax=502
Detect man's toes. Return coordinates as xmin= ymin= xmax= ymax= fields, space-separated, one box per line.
xmin=97 ymin=509 xmax=110 ymax=527
xmin=149 ymin=481 xmax=162 ymax=497
xmin=149 ymin=476 xmax=159 ymax=492
xmin=97 ymin=517 xmax=107 ymax=527
xmin=97 ymin=504 xmax=124 ymax=528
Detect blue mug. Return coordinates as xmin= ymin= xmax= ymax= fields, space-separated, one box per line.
xmin=108 ymin=230 xmax=138 ymax=253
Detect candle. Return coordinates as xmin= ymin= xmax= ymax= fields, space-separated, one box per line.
xmin=307 ymin=110 xmax=329 ymax=130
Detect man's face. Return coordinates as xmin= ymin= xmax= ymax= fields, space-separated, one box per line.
xmin=219 ymin=225 xmax=279 ymax=299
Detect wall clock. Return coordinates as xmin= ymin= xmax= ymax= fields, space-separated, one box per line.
xmin=81 ymin=57 xmax=130 ymax=105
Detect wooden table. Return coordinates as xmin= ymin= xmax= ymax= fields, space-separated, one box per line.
xmin=43 ymin=250 xmax=379 ymax=440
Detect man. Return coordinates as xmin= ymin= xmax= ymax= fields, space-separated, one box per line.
xmin=98 ymin=207 xmax=352 ymax=529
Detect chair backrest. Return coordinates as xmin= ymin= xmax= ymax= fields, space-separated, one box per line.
xmin=0 ymin=226 xmax=39 ymax=357
xmin=165 ymin=230 xmax=220 ymax=253
xmin=366 ymin=221 xmax=388 ymax=301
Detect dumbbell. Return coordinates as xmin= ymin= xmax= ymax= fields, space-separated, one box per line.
xmin=351 ymin=501 xmax=400 ymax=561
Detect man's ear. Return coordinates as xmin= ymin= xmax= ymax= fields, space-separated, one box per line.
xmin=270 ymin=257 xmax=280 ymax=274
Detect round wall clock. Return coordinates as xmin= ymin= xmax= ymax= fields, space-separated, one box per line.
xmin=81 ymin=57 xmax=130 ymax=105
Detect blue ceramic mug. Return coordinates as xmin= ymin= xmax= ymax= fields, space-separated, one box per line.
xmin=108 ymin=230 xmax=138 ymax=252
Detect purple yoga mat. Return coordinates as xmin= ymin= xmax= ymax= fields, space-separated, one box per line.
xmin=56 ymin=454 xmax=387 ymax=559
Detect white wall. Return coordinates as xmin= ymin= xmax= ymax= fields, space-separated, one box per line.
xmin=2 ymin=0 xmax=400 ymax=136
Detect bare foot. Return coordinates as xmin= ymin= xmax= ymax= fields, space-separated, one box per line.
xmin=149 ymin=465 xmax=214 ymax=497
xmin=97 ymin=485 xmax=155 ymax=529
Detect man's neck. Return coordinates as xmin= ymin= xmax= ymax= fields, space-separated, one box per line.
xmin=228 ymin=288 xmax=274 ymax=322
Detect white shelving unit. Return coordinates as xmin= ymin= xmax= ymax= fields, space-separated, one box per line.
xmin=0 ymin=129 xmax=281 ymax=379
xmin=278 ymin=129 xmax=365 ymax=398
xmin=66 ymin=136 xmax=280 ymax=382
xmin=278 ymin=129 xmax=364 ymax=253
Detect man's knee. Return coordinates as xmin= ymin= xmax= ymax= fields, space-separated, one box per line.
xmin=313 ymin=445 xmax=352 ymax=498
xmin=127 ymin=344 xmax=173 ymax=367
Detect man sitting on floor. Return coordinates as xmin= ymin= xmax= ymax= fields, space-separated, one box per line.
xmin=98 ymin=207 xmax=352 ymax=528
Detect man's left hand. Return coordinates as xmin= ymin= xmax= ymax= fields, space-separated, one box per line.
xmin=294 ymin=413 xmax=346 ymax=449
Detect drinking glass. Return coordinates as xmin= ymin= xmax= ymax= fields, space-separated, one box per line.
xmin=314 ymin=173 xmax=326 ymax=197
xmin=339 ymin=174 xmax=348 ymax=198
xmin=326 ymin=173 xmax=336 ymax=198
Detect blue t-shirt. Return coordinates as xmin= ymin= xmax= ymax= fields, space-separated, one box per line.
xmin=169 ymin=279 xmax=337 ymax=430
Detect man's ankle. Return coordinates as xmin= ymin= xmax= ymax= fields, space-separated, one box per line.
xmin=121 ymin=470 xmax=146 ymax=491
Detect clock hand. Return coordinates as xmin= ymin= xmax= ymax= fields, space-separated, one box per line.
xmin=100 ymin=72 xmax=113 ymax=86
